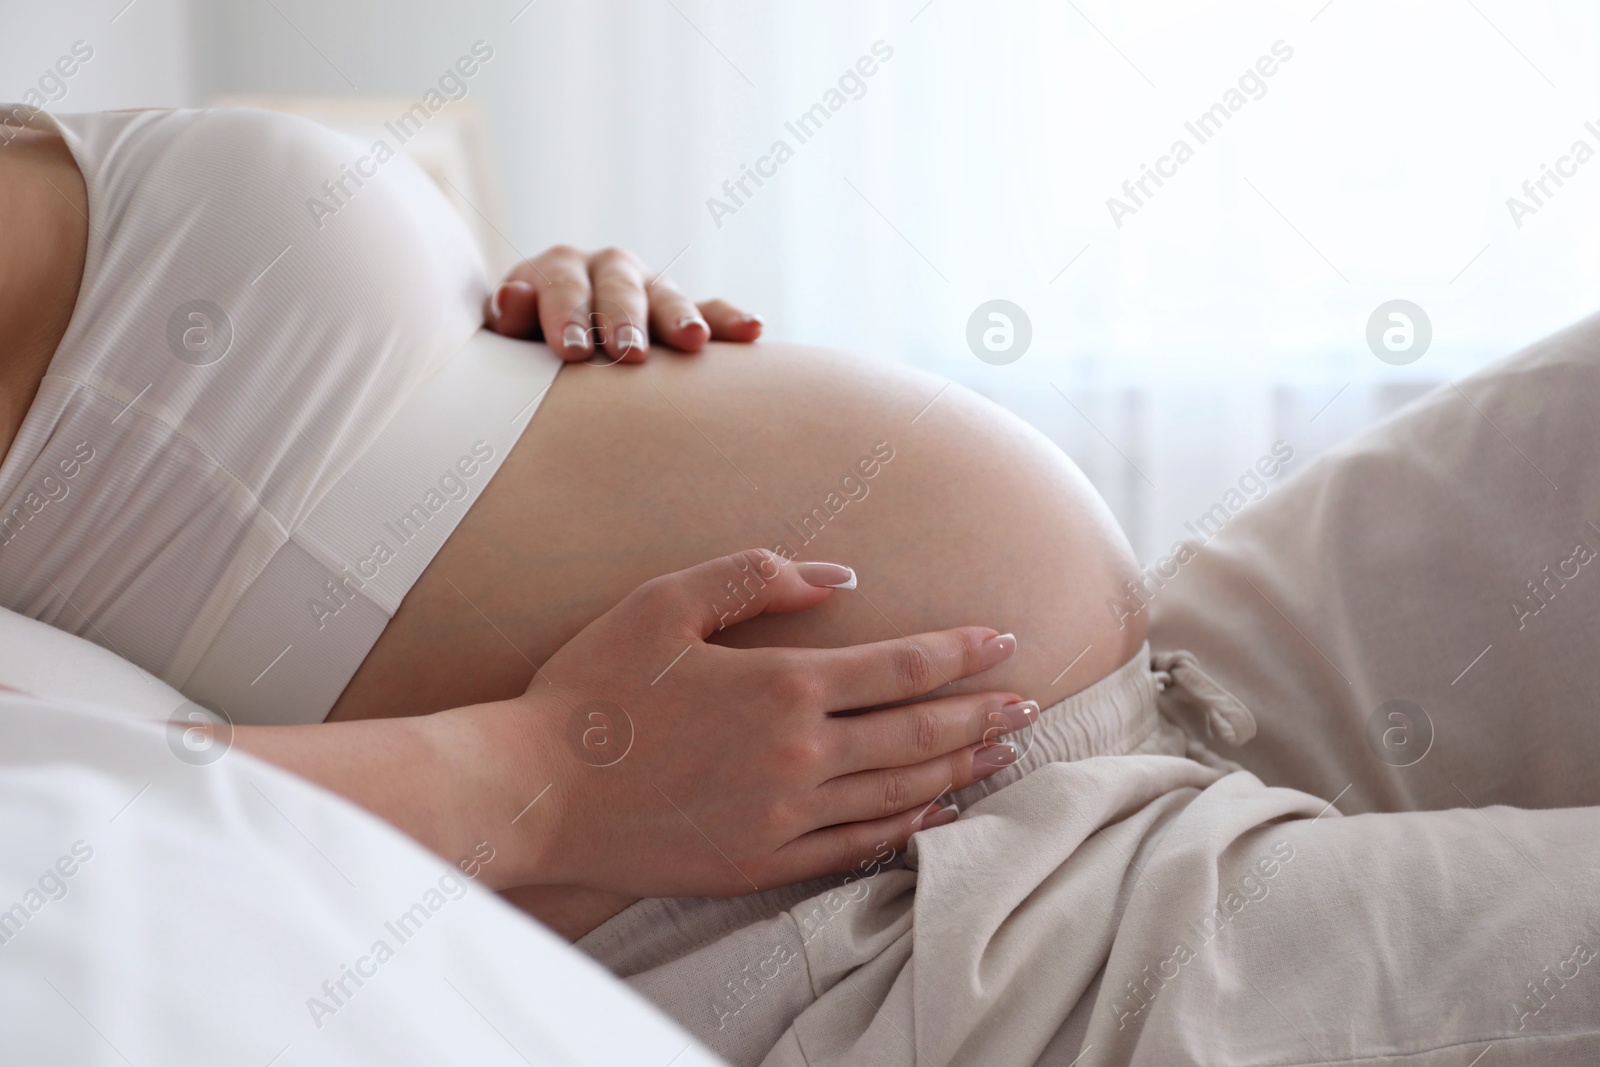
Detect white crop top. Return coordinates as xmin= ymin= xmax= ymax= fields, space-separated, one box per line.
xmin=0 ymin=107 xmax=561 ymax=725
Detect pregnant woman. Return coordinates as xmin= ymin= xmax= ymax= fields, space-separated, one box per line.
xmin=6 ymin=104 xmax=1600 ymax=1065
xmin=0 ymin=104 xmax=1141 ymax=924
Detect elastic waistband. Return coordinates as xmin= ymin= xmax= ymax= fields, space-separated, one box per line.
xmin=947 ymin=642 xmax=1258 ymax=810
xmin=948 ymin=643 xmax=1161 ymax=810
xmin=183 ymin=330 xmax=562 ymax=725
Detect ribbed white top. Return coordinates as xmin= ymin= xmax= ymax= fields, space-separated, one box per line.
xmin=0 ymin=107 xmax=561 ymax=724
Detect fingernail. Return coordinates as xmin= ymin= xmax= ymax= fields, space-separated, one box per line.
xmin=794 ymin=561 xmax=856 ymax=589
xmin=562 ymin=323 xmax=590 ymax=351
xmin=617 ymin=325 xmax=646 ymax=353
xmin=919 ymin=804 xmax=959 ymax=830
xmin=973 ymin=741 xmax=1019 ymax=774
xmin=742 ymin=312 xmax=764 ymax=326
xmin=984 ymin=700 xmax=1039 ymax=740
xmin=490 ymin=283 xmax=509 ymax=321
xmin=977 ymin=633 xmax=1017 ymax=671
xmin=677 ymin=314 xmax=709 ymax=334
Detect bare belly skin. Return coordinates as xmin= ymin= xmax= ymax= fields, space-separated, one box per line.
xmin=326 ymin=342 xmax=1146 ymax=725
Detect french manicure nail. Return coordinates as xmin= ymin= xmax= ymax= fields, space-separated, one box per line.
xmin=920 ymin=804 xmax=959 ymax=830
xmin=977 ymin=633 xmax=1017 ymax=671
xmin=562 ymin=323 xmax=590 ymax=350
xmin=794 ymin=561 xmax=856 ymax=589
xmin=617 ymin=325 xmax=646 ymax=353
xmin=985 ymin=700 xmax=1039 ymax=738
xmin=490 ymin=283 xmax=509 ymax=321
xmin=974 ymin=741 xmax=1019 ymax=774
xmin=678 ymin=314 xmax=709 ymax=333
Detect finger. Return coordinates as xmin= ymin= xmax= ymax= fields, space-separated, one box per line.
xmin=769 ymin=799 xmax=958 ymax=886
xmin=492 ymin=248 xmax=593 ymax=359
xmin=521 ymin=248 xmax=597 ymax=361
xmin=796 ymin=628 xmax=1017 ymax=711
xmin=627 ymin=549 xmax=858 ymax=640
xmin=589 ymin=247 xmax=650 ymax=363
xmin=815 ymin=735 xmax=1020 ymax=830
xmin=486 ymin=279 xmax=537 ymax=337
xmin=697 ymin=299 xmax=763 ymax=343
xmin=647 ymin=277 xmax=710 ymax=353
xmin=828 ymin=691 xmax=1038 ymax=776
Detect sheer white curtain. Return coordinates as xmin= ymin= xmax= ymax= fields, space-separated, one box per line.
xmin=11 ymin=0 xmax=1600 ymax=556
xmin=478 ymin=0 xmax=1600 ymax=556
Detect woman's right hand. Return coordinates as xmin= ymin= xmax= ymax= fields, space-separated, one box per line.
xmin=488 ymin=549 xmax=1035 ymax=899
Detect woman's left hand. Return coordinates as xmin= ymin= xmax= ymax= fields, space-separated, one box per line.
xmin=485 ymin=245 xmax=763 ymax=363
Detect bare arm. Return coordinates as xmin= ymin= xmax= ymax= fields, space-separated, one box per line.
xmin=229 ymin=551 xmax=1031 ymax=902
xmin=232 ymin=700 xmax=542 ymax=889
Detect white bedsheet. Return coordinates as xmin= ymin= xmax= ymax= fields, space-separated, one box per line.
xmin=0 ymin=603 xmax=189 ymax=719
xmin=0 ymin=686 xmax=725 ymax=1066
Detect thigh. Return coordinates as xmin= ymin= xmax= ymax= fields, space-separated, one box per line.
xmin=1151 ymin=311 xmax=1600 ymax=814
xmin=1101 ymin=788 xmax=1600 ymax=1065
xmin=328 ymin=343 xmax=1146 ymax=722
xmin=580 ymin=757 xmax=1600 ymax=1065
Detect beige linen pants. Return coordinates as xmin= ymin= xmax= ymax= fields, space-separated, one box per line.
xmin=1135 ymin=310 xmax=1600 ymax=1064
xmin=581 ymin=312 xmax=1600 ymax=1066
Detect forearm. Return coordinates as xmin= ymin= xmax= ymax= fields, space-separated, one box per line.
xmin=501 ymin=884 xmax=639 ymax=942
xmin=231 ymin=700 xmax=554 ymax=891
xmin=232 ymin=545 xmax=1034 ymax=912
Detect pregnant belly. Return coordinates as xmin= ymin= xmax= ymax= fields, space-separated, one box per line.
xmin=325 ymin=342 xmax=1143 ymax=723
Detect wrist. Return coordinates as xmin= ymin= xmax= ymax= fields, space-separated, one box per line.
xmin=421 ymin=694 xmax=572 ymax=891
